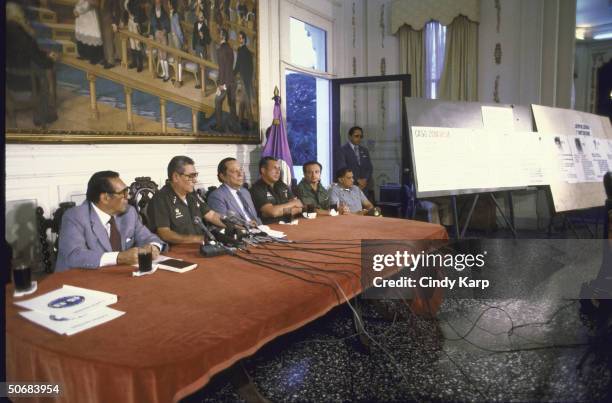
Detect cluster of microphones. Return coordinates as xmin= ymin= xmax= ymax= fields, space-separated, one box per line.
xmin=193 ymin=212 xmax=289 ymax=257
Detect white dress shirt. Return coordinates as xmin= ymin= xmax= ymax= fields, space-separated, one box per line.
xmin=228 ymin=186 xmax=254 ymax=222
xmin=91 ymin=203 xmax=120 ymax=267
xmin=91 ymin=203 xmax=162 ymax=267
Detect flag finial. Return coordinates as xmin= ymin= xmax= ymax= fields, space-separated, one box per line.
xmin=273 ymin=86 xmax=279 ymax=98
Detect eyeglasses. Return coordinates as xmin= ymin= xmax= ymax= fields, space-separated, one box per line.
xmin=180 ymin=172 xmax=199 ymax=180
xmin=109 ymin=188 xmax=130 ymax=199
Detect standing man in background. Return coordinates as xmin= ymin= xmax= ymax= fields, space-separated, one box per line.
xmin=336 ymin=126 xmax=373 ymax=193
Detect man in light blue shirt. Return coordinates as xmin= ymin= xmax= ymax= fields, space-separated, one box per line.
xmin=329 ymin=168 xmax=374 ymax=214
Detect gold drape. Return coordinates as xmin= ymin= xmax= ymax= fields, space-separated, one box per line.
xmin=398 ymin=25 xmax=425 ymax=98
xmin=439 ymin=15 xmax=478 ymax=101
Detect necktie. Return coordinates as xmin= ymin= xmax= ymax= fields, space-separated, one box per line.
xmin=354 ymin=145 xmax=360 ymax=165
xmin=108 ymin=216 xmax=122 ymax=252
xmin=236 ymin=190 xmax=254 ymax=221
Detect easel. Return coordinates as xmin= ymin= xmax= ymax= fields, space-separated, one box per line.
xmin=450 ymin=191 xmax=517 ymax=239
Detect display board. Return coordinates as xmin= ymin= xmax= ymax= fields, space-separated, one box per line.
xmin=410 ymin=126 xmax=546 ymax=197
xmin=405 ymin=99 xmax=612 ymax=210
xmin=532 ymin=105 xmax=612 ymax=212
xmin=405 ymin=98 xmax=534 ymax=198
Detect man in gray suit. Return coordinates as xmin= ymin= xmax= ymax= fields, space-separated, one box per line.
xmin=208 ymin=157 xmax=261 ymax=226
xmin=55 ymin=171 xmax=163 ymax=272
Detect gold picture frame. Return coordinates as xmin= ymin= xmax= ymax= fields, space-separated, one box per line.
xmin=6 ymin=0 xmax=259 ymax=144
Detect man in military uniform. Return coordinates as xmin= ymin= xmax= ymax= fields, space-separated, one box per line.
xmin=249 ymin=157 xmax=303 ymax=224
xmin=296 ymin=161 xmax=330 ymax=214
xmin=148 ymin=156 xmax=225 ymax=244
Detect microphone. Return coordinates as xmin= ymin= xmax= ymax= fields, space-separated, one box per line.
xmin=194 ymin=216 xmax=234 ymax=257
xmin=193 ymin=216 xmax=217 ymax=243
xmin=225 ymin=211 xmax=257 ymax=229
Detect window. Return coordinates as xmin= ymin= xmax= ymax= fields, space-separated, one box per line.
xmin=289 ymin=18 xmax=327 ymax=72
xmin=424 ymin=21 xmax=446 ymax=99
xmin=283 ymin=14 xmax=331 ymax=185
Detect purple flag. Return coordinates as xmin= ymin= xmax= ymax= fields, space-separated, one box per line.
xmin=262 ymin=93 xmax=294 ymax=186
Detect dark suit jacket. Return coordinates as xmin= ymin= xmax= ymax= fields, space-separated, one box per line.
xmin=207 ymin=184 xmax=262 ymax=225
xmin=336 ymin=142 xmax=373 ymax=182
xmin=192 ymin=21 xmax=211 ymax=50
xmin=216 ymin=41 xmax=235 ymax=86
xmin=100 ymin=0 xmax=122 ymax=24
xmin=233 ymin=44 xmax=253 ymax=88
xmin=55 ymin=202 xmax=163 ymax=272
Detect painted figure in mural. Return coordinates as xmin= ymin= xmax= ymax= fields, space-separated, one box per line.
xmin=234 ymin=30 xmax=254 ymax=129
xmin=150 ymin=0 xmax=171 ymax=82
xmin=168 ymin=0 xmax=185 ymax=86
xmin=213 ymin=28 xmax=237 ymax=131
xmin=124 ymin=0 xmax=146 ymax=72
xmin=5 ymin=2 xmax=58 ymax=127
xmin=74 ymin=0 xmax=104 ymax=65
xmin=99 ymin=0 xmax=122 ymax=69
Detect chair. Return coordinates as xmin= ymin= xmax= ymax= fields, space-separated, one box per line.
xmin=377 ymin=183 xmax=402 ymax=217
xmin=129 ymin=177 xmax=159 ymax=227
xmin=37 ymin=202 xmax=76 ymax=273
xmin=201 ymin=186 xmax=218 ymax=202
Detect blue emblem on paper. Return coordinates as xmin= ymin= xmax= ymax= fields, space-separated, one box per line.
xmin=47 ymin=295 xmax=85 ymax=308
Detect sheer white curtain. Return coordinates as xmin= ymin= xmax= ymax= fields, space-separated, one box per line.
xmin=425 ymin=21 xmax=446 ymax=99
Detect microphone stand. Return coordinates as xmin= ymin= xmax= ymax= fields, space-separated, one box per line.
xmin=193 ymin=217 xmax=235 ymax=257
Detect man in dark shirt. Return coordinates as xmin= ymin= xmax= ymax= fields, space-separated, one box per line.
xmin=148 ymin=156 xmax=225 ymax=244
xmin=250 ymin=157 xmax=303 ymax=224
xmin=296 ymin=161 xmax=330 ymax=214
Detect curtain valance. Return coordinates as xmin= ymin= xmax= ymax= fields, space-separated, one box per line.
xmin=390 ymin=0 xmax=479 ymax=33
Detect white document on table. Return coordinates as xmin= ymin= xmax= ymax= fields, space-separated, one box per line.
xmin=19 ymin=306 xmax=125 ymax=336
xmin=257 ymin=225 xmax=285 ymax=239
xmin=14 ymin=285 xmax=118 ymax=318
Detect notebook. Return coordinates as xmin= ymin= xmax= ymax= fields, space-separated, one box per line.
xmin=156 ymin=258 xmax=198 ymax=273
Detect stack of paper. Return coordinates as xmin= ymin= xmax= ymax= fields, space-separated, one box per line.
xmin=257 ymin=225 xmax=286 ymax=238
xmin=14 ymin=285 xmax=125 ymax=336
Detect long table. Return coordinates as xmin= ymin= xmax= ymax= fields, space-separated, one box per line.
xmin=5 ymin=215 xmax=447 ymax=402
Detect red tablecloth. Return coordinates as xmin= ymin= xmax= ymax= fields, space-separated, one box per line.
xmin=5 ymin=215 xmax=447 ymax=402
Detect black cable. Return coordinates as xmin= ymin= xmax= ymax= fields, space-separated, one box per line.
xmin=247 ymin=247 xmax=361 ymax=278
xmin=233 ymin=253 xmax=342 ymax=303
xmin=265 ymin=242 xmax=363 ymax=258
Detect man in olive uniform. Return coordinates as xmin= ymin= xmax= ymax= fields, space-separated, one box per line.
xmin=296 ymin=161 xmax=330 ymax=214
xmin=148 ymin=156 xmax=225 ymax=244
xmin=250 ymin=157 xmax=303 ymax=224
